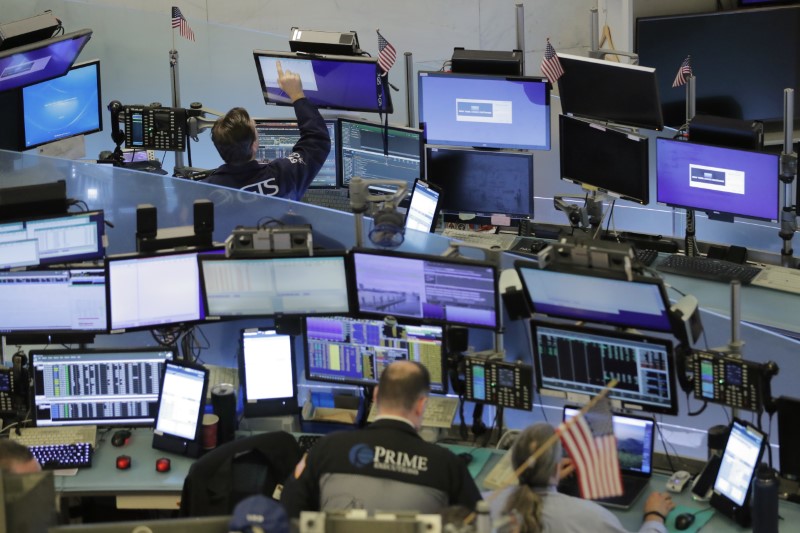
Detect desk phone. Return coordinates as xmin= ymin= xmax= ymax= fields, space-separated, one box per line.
xmin=464 ymin=358 xmax=533 ymax=411
xmin=692 ymin=351 xmax=762 ymax=411
xmin=0 ymin=368 xmax=18 ymax=415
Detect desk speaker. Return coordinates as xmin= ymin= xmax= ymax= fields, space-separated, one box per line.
xmin=211 ymin=384 xmax=237 ymax=445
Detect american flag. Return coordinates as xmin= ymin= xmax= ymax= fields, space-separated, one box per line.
xmin=672 ymin=55 xmax=692 ymax=88
xmin=171 ymin=6 xmax=195 ymax=42
xmin=377 ymin=30 xmax=396 ymax=75
xmin=540 ymin=39 xmax=564 ymax=85
xmin=557 ymin=395 xmax=623 ymax=501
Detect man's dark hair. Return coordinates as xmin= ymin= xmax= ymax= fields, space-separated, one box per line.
xmin=0 ymin=439 xmax=35 ymax=473
xmin=211 ymin=107 xmax=256 ymax=165
xmin=377 ymin=361 xmax=430 ymax=412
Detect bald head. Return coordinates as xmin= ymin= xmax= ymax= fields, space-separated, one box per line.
xmin=376 ymin=360 xmax=430 ymax=415
xmin=0 ymin=439 xmax=41 ymax=474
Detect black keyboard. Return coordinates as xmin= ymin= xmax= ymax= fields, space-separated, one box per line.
xmin=29 ymin=442 xmax=93 ymax=470
xmin=297 ymin=434 xmax=323 ymax=455
xmin=634 ymin=248 xmax=659 ymax=267
xmin=657 ymin=254 xmax=762 ymax=284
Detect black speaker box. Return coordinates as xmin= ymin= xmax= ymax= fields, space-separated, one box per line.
xmin=211 ymin=384 xmax=237 ymax=445
xmin=689 ymin=114 xmax=764 ymax=150
xmin=451 ymin=48 xmax=523 ymax=76
xmin=0 ymin=180 xmax=67 ymax=221
xmin=446 ymin=326 xmax=469 ymax=353
xmin=136 ymin=204 xmax=157 ymax=239
xmin=777 ymin=396 xmax=800 ymax=480
xmin=193 ymin=199 xmax=214 ymax=234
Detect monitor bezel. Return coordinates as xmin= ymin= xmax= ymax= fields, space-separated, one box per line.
xmin=0 ymin=29 xmax=92 ymax=93
xmin=198 ymin=249 xmax=352 ymax=321
xmin=253 ymin=49 xmax=393 ymax=113
xmin=417 ymin=71 xmax=551 ymax=150
xmin=337 ymin=117 xmax=424 ymax=188
xmin=532 ymin=320 xmax=679 ymax=415
xmin=238 ymin=327 xmax=300 ymax=418
xmin=404 ymin=178 xmax=442 ymax=233
xmin=302 ymin=315 xmax=448 ymax=393
xmin=655 ymin=137 xmax=780 ymax=222
xmin=20 ymin=59 xmax=102 ymax=150
xmin=105 ymin=246 xmax=223 ymax=333
xmin=152 ymin=360 xmax=208 ymax=458
xmin=349 ymin=247 xmax=500 ymax=330
xmin=559 ymin=114 xmax=650 ymax=205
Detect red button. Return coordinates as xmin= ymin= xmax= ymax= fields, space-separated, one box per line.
xmin=155 ymin=457 xmax=171 ymax=473
xmin=116 ymin=455 xmax=131 ymax=470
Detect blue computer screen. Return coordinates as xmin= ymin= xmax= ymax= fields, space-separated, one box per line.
xmin=418 ymin=72 xmax=550 ymax=150
xmin=0 ymin=29 xmax=92 ymax=92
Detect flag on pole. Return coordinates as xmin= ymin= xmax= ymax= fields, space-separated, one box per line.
xmin=172 ymin=6 xmax=195 ymax=42
xmin=377 ymin=30 xmax=397 ymax=75
xmin=672 ymin=55 xmax=692 ymax=88
xmin=557 ymin=395 xmax=623 ymax=500
xmin=540 ymin=38 xmax=565 ymax=85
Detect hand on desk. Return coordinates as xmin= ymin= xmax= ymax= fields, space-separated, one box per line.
xmin=643 ymin=492 xmax=676 ymax=523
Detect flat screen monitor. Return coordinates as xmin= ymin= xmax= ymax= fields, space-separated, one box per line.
xmin=199 ymin=251 xmax=350 ymax=319
xmin=418 ymin=71 xmax=550 ymax=150
xmin=656 ymin=138 xmax=780 ymax=221
xmin=254 ymin=118 xmax=338 ymax=188
xmin=711 ymin=419 xmax=766 ymax=521
xmin=304 ymin=315 xmax=447 ymax=393
xmin=46 ymin=516 xmax=231 ymax=533
xmin=153 ymin=361 xmax=208 ymax=458
xmin=20 ymin=59 xmax=102 ymax=149
xmin=515 ymin=261 xmax=673 ymax=332
xmin=405 ymin=179 xmax=442 ymax=233
xmin=636 ymin=7 xmax=800 ymax=128
xmin=0 ymin=267 xmax=107 ymax=335
xmin=253 ymin=50 xmax=392 ymax=113
xmin=0 ymin=29 xmax=92 ymax=93
xmin=29 ymin=347 xmax=175 ymax=427
xmin=107 ymin=248 xmax=222 ymax=332
xmin=559 ymin=115 xmax=650 ymax=205
xmin=351 ymin=248 xmax=499 ymax=330
xmin=338 ymin=118 xmax=423 ymax=191
xmin=240 ymin=328 xmax=298 ymax=417
xmin=0 ymin=470 xmax=57 ymax=533
xmin=533 ymin=321 xmax=678 ymax=415
xmin=0 ymin=210 xmax=105 ymax=270
xmin=557 ymin=53 xmax=663 ymax=131
xmin=425 ymin=146 xmax=534 ymax=226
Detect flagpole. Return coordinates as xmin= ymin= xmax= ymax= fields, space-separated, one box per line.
xmin=170 ymin=39 xmax=184 ymax=171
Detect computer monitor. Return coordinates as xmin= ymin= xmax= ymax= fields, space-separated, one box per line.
xmin=338 ymin=118 xmax=423 ymax=191
xmin=405 ymin=179 xmax=442 ymax=233
xmin=532 ymin=321 xmax=678 ymax=415
xmin=254 ymin=118 xmax=338 ymax=188
xmin=253 ymin=50 xmax=392 ymax=113
xmin=425 ymin=146 xmax=534 ymax=226
xmin=0 ymin=29 xmax=92 ymax=93
xmin=656 ymin=138 xmax=780 ymax=222
xmin=515 ymin=261 xmax=673 ymax=332
xmin=29 ymin=347 xmax=175 ymax=427
xmin=636 ymin=6 xmax=800 ymax=128
xmin=557 ymin=53 xmax=663 ymax=131
xmin=304 ymin=315 xmax=447 ymax=393
xmin=0 ymin=210 xmax=105 ymax=270
xmin=417 ymin=71 xmax=550 ymax=150
xmin=106 ymin=249 xmax=221 ymax=332
xmin=46 ymin=516 xmax=231 ymax=533
xmin=0 ymin=267 xmax=107 ymax=335
xmin=0 ymin=470 xmax=57 ymax=533
xmin=198 ymin=251 xmax=350 ymax=319
xmin=152 ymin=360 xmax=208 ymax=458
xmin=239 ymin=328 xmax=299 ymax=417
xmin=350 ymin=248 xmax=499 ymax=330
xmin=559 ymin=115 xmax=650 ymax=205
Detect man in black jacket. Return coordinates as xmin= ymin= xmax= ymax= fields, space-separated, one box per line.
xmin=281 ymin=360 xmax=482 ymax=517
xmin=205 ymin=61 xmax=330 ymax=200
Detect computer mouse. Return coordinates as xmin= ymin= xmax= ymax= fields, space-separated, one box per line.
xmin=115 ymin=455 xmax=131 ymax=470
xmin=111 ymin=429 xmax=132 ymax=447
xmin=155 ymin=457 xmax=171 ymax=473
xmin=674 ymin=512 xmax=695 ymax=530
xmin=458 ymin=452 xmax=474 ymax=465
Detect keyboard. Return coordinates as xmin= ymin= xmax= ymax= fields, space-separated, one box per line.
xmin=29 ymin=442 xmax=92 ymax=470
xmin=751 ymin=263 xmax=800 ymax=295
xmin=634 ymin=248 xmax=659 ymax=267
xmin=441 ymin=228 xmax=519 ymax=250
xmin=297 ymin=434 xmax=323 ymax=455
xmin=656 ymin=254 xmax=762 ymax=284
xmin=10 ymin=425 xmax=97 ymax=449
xmin=301 ymin=189 xmax=352 ymax=212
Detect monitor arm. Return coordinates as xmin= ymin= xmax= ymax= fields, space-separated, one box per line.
xmin=349 ymin=177 xmax=409 ymax=248
xmin=186 ymin=104 xmax=223 ymax=141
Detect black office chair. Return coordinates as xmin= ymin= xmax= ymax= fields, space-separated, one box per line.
xmin=179 ymin=430 xmax=302 ymax=517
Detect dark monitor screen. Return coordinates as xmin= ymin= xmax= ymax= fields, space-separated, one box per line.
xmin=636 ymin=7 xmax=800 ymax=128
xmin=21 ymin=59 xmax=102 ymax=149
xmin=107 ymin=249 xmax=222 ymax=332
xmin=0 ymin=210 xmax=105 ymax=269
xmin=418 ymin=71 xmax=550 ymax=150
xmin=30 ymin=347 xmax=174 ymax=427
xmin=0 ymin=29 xmax=92 ymax=93
xmin=351 ymin=248 xmax=498 ymax=330
xmin=240 ymin=328 xmax=298 ymax=417
xmin=559 ymin=115 xmax=650 ymax=205
xmin=0 ymin=267 xmax=107 ymax=334
xmin=338 ymin=118 xmax=423 ymax=190
xmin=425 ymin=146 xmax=534 ymax=225
xmin=304 ymin=315 xmax=447 ymax=393
xmin=254 ymin=118 xmax=338 ymax=188
xmin=557 ymin=53 xmax=663 ymax=131
xmin=515 ymin=261 xmax=673 ymax=332
xmin=199 ymin=252 xmax=350 ymax=319
xmin=253 ymin=50 xmax=392 ymax=113
xmin=533 ymin=321 xmax=678 ymax=415
xmin=656 ymin=138 xmax=780 ymax=221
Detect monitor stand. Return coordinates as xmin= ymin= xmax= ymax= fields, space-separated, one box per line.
xmin=239 ymin=415 xmax=297 ymax=434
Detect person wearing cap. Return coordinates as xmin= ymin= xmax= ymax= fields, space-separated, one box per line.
xmin=281 ymin=360 xmax=482 ymax=517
